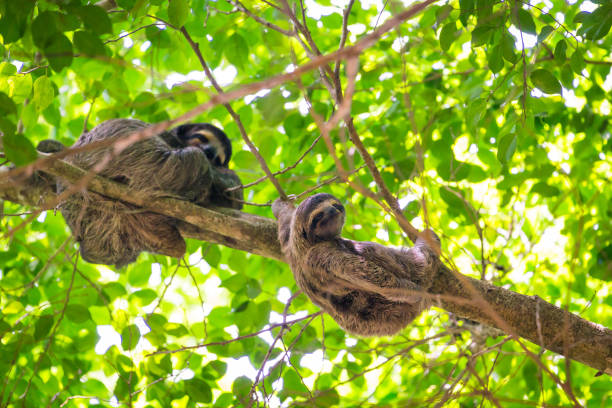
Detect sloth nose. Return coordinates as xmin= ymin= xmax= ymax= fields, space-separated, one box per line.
xmin=325 ymin=206 xmax=338 ymax=217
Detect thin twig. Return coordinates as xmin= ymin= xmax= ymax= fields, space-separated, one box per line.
xmin=227 ymin=0 xmax=294 ymax=36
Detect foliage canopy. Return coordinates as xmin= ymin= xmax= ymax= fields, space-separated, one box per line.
xmin=0 ymin=0 xmax=610 ymax=407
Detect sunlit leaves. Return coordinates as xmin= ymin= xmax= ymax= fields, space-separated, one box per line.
xmin=66 ymin=304 xmax=92 ymax=323
xmin=185 ymin=378 xmax=213 ymax=403
xmin=75 ymin=5 xmax=112 ymax=35
xmin=31 ymin=11 xmax=61 ymax=48
xmin=0 ymin=92 xmax=17 ymax=115
xmin=121 ymin=324 xmax=140 ymax=351
xmin=439 ymin=22 xmax=460 ymax=51
xmin=530 ymin=69 xmax=562 ymax=94
xmin=530 ymin=182 xmax=561 ymax=197
xmin=576 ymin=2 xmax=612 ymax=40
xmin=168 ymin=0 xmax=190 ymax=28
xmin=32 ymin=76 xmax=55 ymax=112
xmin=34 ymin=315 xmax=54 ymax=341
xmin=488 ymin=45 xmax=503 ymax=73
xmin=471 ymin=25 xmax=494 ymax=46
xmin=511 ymin=8 xmax=537 ymax=34
xmin=225 ymin=33 xmax=249 ymax=70
xmin=44 ymin=34 xmax=73 ymax=72
xmin=2 ymin=132 xmax=38 ymax=166
xmin=570 ymin=49 xmax=586 ymax=74
xmin=74 ymin=30 xmax=107 ymax=57
xmin=590 ymin=245 xmax=612 ymax=281
xmin=497 ymin=134 xmax=517 ymax=165
xmin=501 ymin=31 xmax=518 ymax=63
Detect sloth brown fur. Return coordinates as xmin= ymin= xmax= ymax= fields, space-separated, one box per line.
xmin=48 ymin=118 xmax=242 ymax=267
xmin=272 ymin=193 xmax=440 ymax=336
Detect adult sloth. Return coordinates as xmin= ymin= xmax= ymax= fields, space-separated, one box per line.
xmin=273 ymin=193 xmax=440 ymax=336
xmin=52 ymin=119 xmax=242 ymax=267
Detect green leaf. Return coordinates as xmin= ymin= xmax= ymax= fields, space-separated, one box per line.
xmin=3 ymin=132 xmax=38 ymax=166
xmin=145 ymin=26 xmax=172 ymax=48
xmin=102 ymin=282 xmax=127 ymax=301
xmin=121 ymin=324 xmax=141 ymax=350
xmin=255 ymin=90 xmax=285 ymax=125
xmin=224 ymin=33 xmax=249 ymax=70
xmin=165 ymin=322 xmax=189 ymax=337
xmin=0 ymin=62 xmax=17 ymax=76
xmin=439 ymin=22 xmax=459 ymax=51
xmin=577 ymin=3 xmax=612 ymax=40
xmin=245 ymin=278 xmax=261 ymax=299
xmin=553 ymin=39 xmax=567 ymax=61
xmin=117 ymin=0 xmax=137 ymax=10
xmin=321 ymin=13 xmax=342 ymax=29
xmin=221 ymin=274 xmax=247 ymax=292
xmin=203 ymin=244 xmax=221 ymax=267
xmin=488 ymin=45 xmax=503 ymax=73
xmin=530 ymin=69 xmax=561 ymax=94
xmin=530 ymin=182 xmax=560 ymax=197
xmin=436 ymin=5 xmax=453 ymax=26
xmin=0 ymin=92 xmax=17 ymax=115
xmin=76 ymin=6 xmax=113 ymax=35
xmin=168 ymin=0 xmax=190 ymax=28
xmin=32 ymin=76 xmax=55 ymax=112
xmin=501 ymin=32 xmax=517 ymax=63
xmin=129 ymin=289 xmax=157 ymax=306
xmin=232 ymin=376 xmax=252 ymax=400
xmin=458 ymin=0 xmax=474 ymax=27
xmin=282 ymin=370 xmax=310 ymax=397
xmin=537 ymin=25 xmax=554 ymax=43
xmin=8 ymin=74 xmax=32 ymax=104
xmin=466 ymin=98 xmax=487 ymax=130
xmin=512 ymin=8 xmax=537 ymax=34
xmin=522 ymin=360 xmax=540 ymax=395
xmin=34 ymin=315 xmax=54 ymax=341
xmin=31 ymin=11 xmax=59 ymax=48
xmin=570 ymin=49 xmax=586 ymax=74
xmin=589 ymin=244 xmax=612 ymax=281
xmin=65 ymin=304 xmax=92 ymax=323
xmin=471 ymin=25 xmax=493 ymax=46
xmin=185 ymin=379 xmax=213 ymax=403
xmin=560 ymin=63 xmax=574 ymax=89
xmin=127 ymin=263 xmax=151 ymax=287
xmin=44 ymin=34 xmax=73 ymax=72
xmin=73 ymin=31 xmax=107 ymax=57
xmin=497 ymin=134 xmax=517 ymax=165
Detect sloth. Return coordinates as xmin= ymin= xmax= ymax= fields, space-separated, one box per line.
xmin=44 ymin=118 xmax=243 ymax=267
xmin=272 ymin=193 xmax=440 ymax=336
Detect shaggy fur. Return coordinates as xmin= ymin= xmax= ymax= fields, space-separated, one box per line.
xmin=272 ymin=194 xmax=440 ymax=336
xmin=53 ymin=119 xmax=242 ymax=267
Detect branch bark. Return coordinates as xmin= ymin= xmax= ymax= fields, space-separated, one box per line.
xmin=1 ymin=158 xmax=611 ymax=375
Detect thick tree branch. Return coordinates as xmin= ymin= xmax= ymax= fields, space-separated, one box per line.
xmin=1 ymin=158 xmax=611 ymax=375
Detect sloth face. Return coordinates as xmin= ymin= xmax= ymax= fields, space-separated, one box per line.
xmin=296 ymin=193 xmax=345 ymax=242
xmin=171 ymin=123 xmax=232 ymax=167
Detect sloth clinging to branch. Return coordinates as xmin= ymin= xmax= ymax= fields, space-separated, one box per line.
xmin=273 ymin=193 xmax=440 ymax=336
xmin=40 ymin=118 xmax=243 ymax=267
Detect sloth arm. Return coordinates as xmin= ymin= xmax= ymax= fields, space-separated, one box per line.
xmin=305 ymin=242 xmax=426 ymax=304
xmin=271 ymin=199 xmax=295 ymax=252
xmin=117 ymin=140 xmax=213 ymax=196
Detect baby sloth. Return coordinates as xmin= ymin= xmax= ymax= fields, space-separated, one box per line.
xmin=272 ymin=193 xmax=440 ymax=336
xmin=55 ymin=118 xmax=242 ymax=267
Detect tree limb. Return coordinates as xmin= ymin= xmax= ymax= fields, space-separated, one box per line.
xmin=1 ymin=157 xmax=610 ymax=375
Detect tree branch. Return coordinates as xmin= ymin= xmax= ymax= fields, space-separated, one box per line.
xmin=1 ymin=157 xmax=611 ymax=375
